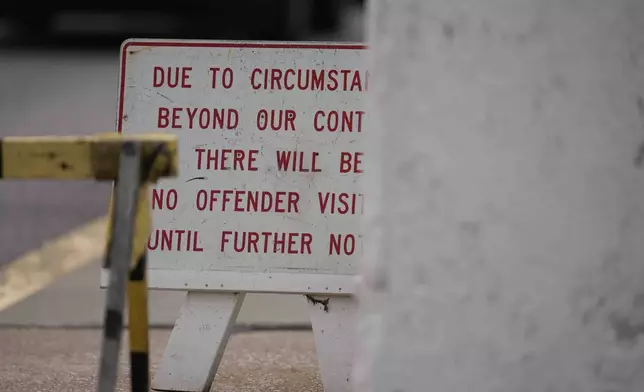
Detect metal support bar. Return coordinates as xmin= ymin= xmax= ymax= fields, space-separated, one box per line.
xmin=100 ymin=141 xmax=168 ymax=392
xmin=97 ymin=141 xmax=142 ymax=392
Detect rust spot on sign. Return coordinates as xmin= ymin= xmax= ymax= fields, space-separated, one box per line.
xmin=305 ymin=295 xmax=330 ymax=312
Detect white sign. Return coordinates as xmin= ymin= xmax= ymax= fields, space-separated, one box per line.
xmin=115 ymin=39 xmax=368 ymax=294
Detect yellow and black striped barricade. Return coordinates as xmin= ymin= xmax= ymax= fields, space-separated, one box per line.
xmin=0 ymin=133 xmax=178 ymax=392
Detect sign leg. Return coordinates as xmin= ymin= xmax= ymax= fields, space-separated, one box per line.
xmin=152 ymin=291 xmax=246 ymax=392
xmin=305 ymin=294 xmax=357 ymax=392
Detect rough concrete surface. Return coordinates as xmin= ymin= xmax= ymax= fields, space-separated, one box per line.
xmin=359 ymin=0 xmax=644 ymax=391
xmin=0 ymin=329 xmax=322 ymax=392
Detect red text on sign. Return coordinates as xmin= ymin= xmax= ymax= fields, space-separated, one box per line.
xmin=221 ymin=231 xmax=313 ymax=254
xmin=209 ymin=67 xmax=234 ymax=89
xmin=318 ymin=192 xmax=363 ymax=215
xmin=276 ymin=151 xmax=321 ymax=172
xmin=148 ymin=229 xmax=204 ymax=252
xmin=195 ymin=189 xmax=300 ymax=213
xmin=157 ymin=107 xmax=239 ymax=130
xmin=339 ymin=152 xmax=363 ymax=174
xmin=256 ymin=109 xmax=296 ymax=131
xmin=250 ymin=68 xmax=368 ymax=92
xmin=153 ymin=66 xmax=192 ymax=88
xmin=329 ymin=233 xmax=357 ymax=256
xmin=195 ymin=148 xmax=259 ymax=171
xmin=152 ymin=188 xmax=178 ymax=211
xmin=314 ymin=110 xmax=365 ymax=133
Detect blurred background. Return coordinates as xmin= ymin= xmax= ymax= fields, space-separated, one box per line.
xmin=0 ymin=1 xmax=365 ymax=327
xmin=1 ymin=0 xmax=365 ymax=43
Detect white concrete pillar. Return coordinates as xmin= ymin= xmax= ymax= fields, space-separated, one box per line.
xmin=356 ymin=1 xmax=644 ymax=391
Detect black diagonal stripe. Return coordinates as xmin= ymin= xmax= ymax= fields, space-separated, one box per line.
xmin=103 ymin=203 xmax=116 ymax=269
xmin=103 ymin=236 xmax=114 ymax=269
xmin=104 ymin=309 xmax=123 ymax=340
xmin=0 ymin=138 xmax=4 ymax=178
xmin=141 ymin=143 xmax=166 ymax=182
xmin=130 ymin=351 xmax=149 ymax=392
xmin=129 ymin=253 xmax=147 ymax=281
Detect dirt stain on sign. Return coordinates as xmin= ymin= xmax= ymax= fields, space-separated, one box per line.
xmin=305 ymin=295 xmax=330 ymax=312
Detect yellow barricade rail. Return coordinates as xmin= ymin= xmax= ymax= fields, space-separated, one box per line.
xmin=0 ymin=133 xmax=178 ymax=392
xmin=0 ymin=133 xmax=177 ymax=180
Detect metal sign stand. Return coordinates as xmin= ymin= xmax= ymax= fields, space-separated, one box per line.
xmin=97 ymin=141 xmax=145 ymax=392
xmin=97 ymin=140 xmax=174 ymax=392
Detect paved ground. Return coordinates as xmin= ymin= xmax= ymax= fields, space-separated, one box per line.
xmin=0 ymin=329 xmax=322 ymax=392
xmin=0 ymin=51 xmax=114 ymax=265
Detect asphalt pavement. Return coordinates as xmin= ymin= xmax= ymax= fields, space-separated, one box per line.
xmin=0 ymin=50 xmax=115 ymax=265
xmin=0 ymin=329 xmax=322 ymax=392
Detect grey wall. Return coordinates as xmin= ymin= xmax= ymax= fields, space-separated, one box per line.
xmin=357 ymin=1 xmax=644 ymax=391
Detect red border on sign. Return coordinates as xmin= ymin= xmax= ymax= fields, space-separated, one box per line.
xmin=117 ymin=40 xmax=369 ymax=132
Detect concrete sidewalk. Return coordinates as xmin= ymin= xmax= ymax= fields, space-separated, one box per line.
xmin=0 ymin=258 xmax=311 ymax=328
xmin=0 ymin=328 xmax=322 ymax=392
